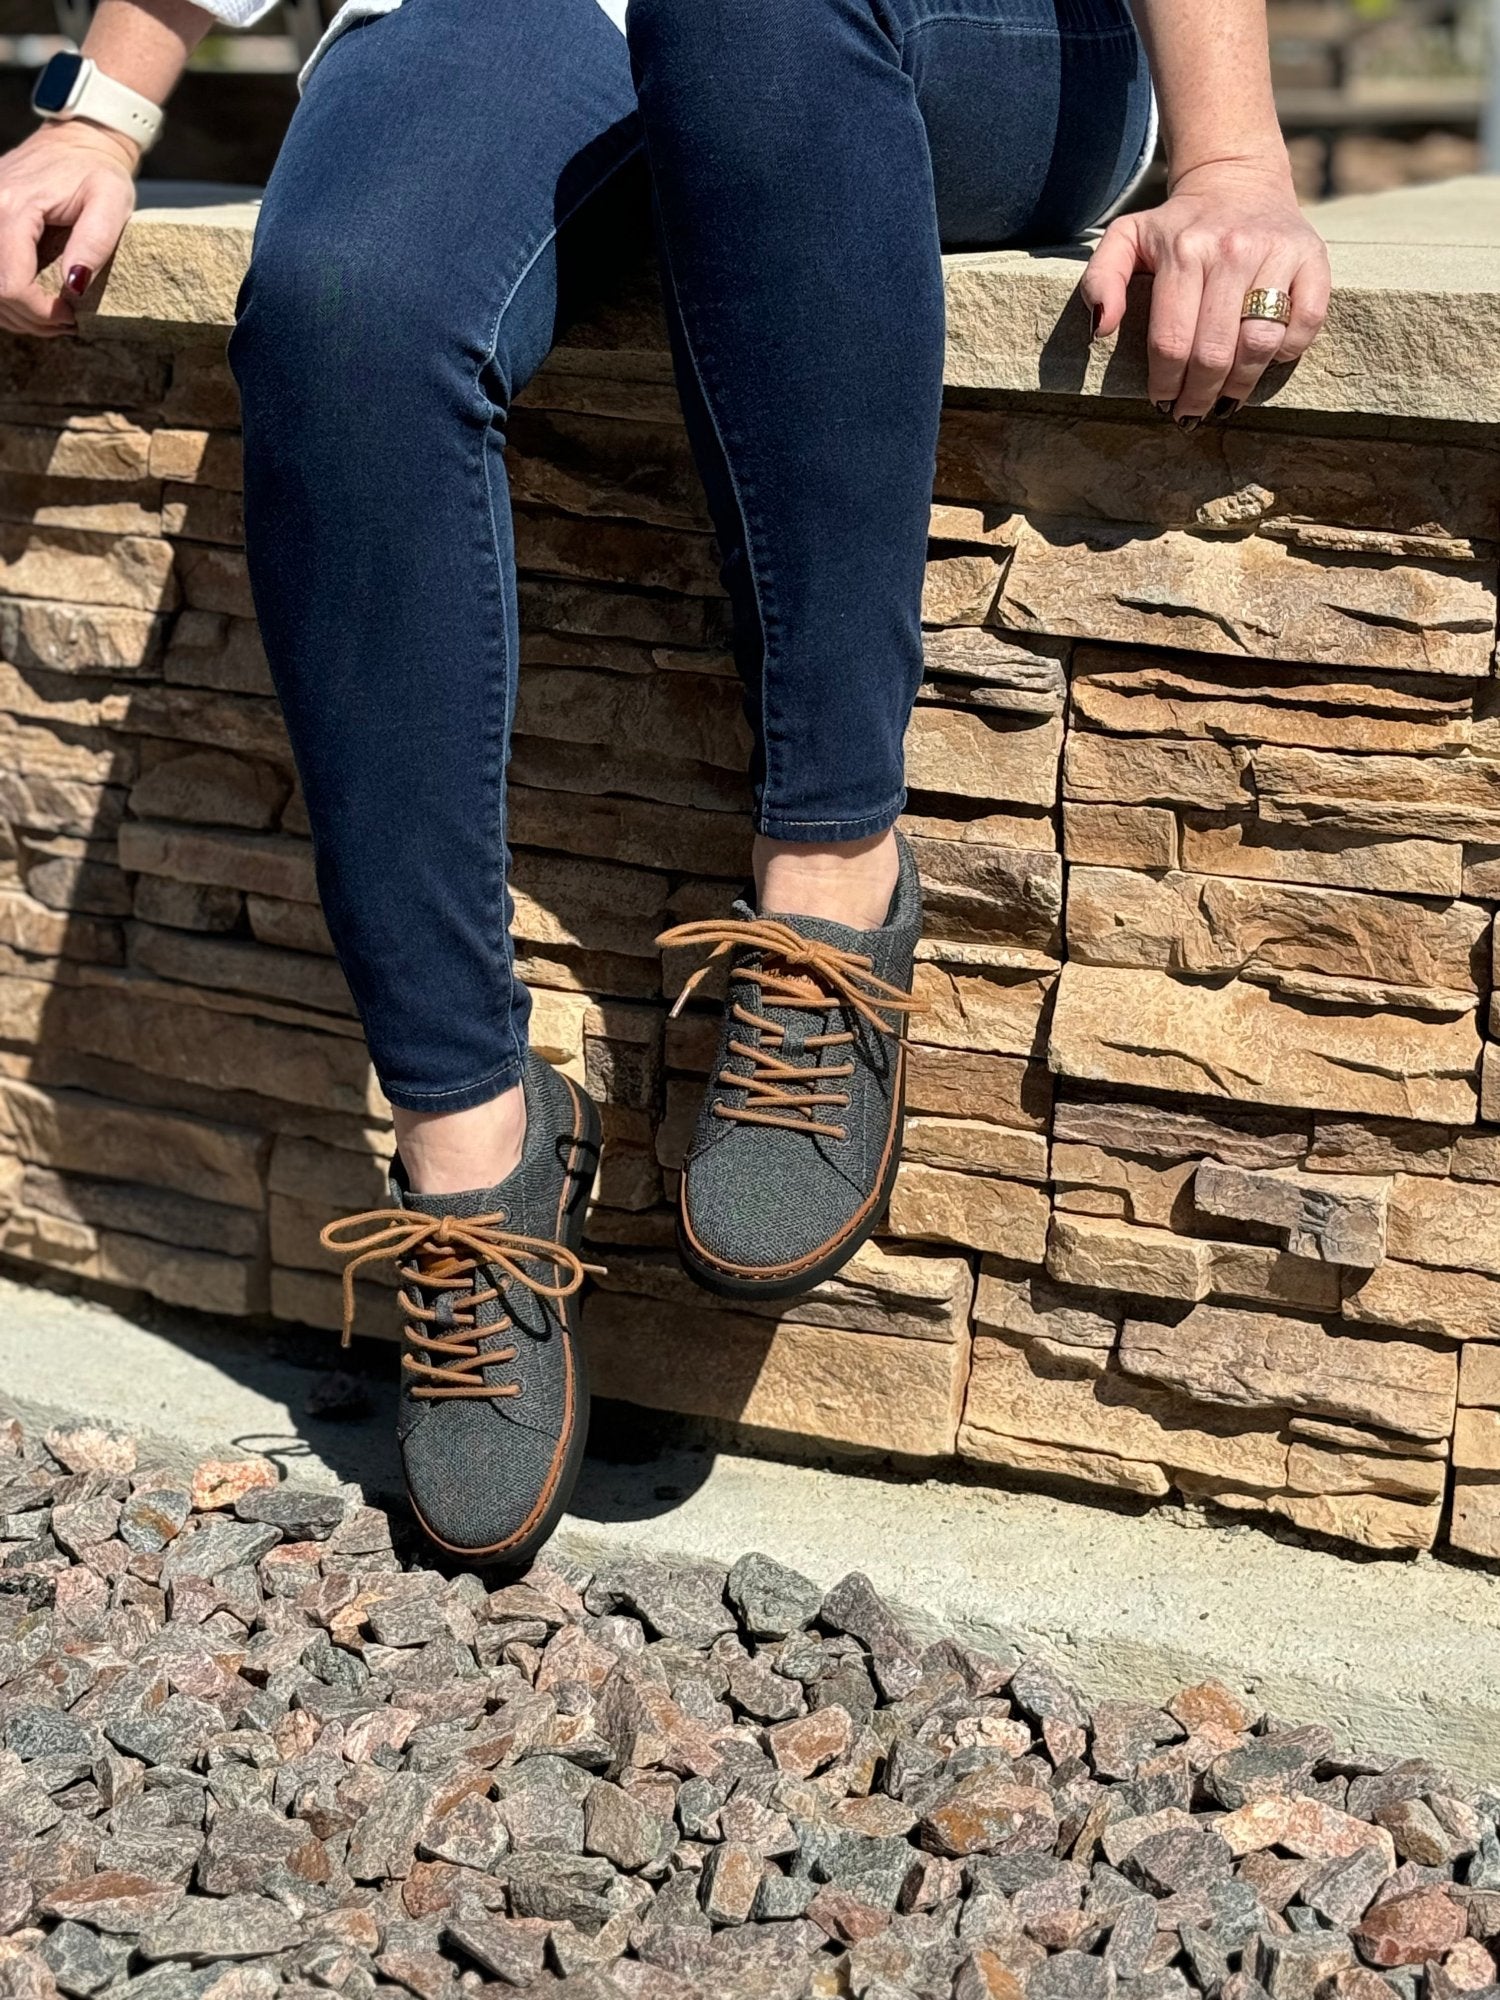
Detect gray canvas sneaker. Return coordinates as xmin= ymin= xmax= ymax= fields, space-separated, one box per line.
xmin=657 ymin=830 xmax=923 ymax=1301
xmin=321 ymin=1051 xmax=602 ymax=1565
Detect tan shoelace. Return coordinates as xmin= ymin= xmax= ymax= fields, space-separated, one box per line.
xmin=319 ymin=1209 xmax=603 ymax=1400
xmin=656 ymin=916 xmax=924 ymax=1142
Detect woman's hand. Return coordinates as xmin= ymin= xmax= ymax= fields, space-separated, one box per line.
xmin=0 ymin=121 xmax=138 ymax=339
xmin=1080 ymin=158 xmax=1331 ymax=425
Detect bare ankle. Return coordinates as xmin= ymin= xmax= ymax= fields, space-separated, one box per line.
xmin=393 ymin=1082 xmax=527 ymax=1196
xmin=753 ymin=828 xmax=899 ymax=932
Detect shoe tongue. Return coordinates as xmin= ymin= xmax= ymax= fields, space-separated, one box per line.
xmin=736 ymin=896 xmax=876 ymax=1009
xmin=393 ymin=1180 xmax=511 ymax=1221
xmin=739 ymin=895 xmax=876 ymax=960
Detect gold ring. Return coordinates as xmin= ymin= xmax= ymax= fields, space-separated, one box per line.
xmin=1242 ymin=286 xmax=1293 ymax=325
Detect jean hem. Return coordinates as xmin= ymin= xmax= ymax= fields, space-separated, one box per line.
xmin=381 ymin=1057 xmax=528 ymax=1115
xmin=755 ymin=793 xmax=907 ymax=842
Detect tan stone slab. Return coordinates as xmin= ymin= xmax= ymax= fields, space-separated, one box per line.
xmin=595 ymin=1237 xmax=973 ymax=1343
xmin=1284 ymin=1442 xmax=1445 ymax=1504
xmin=922 ymin=550 xmax=1006 ymax=625
xmin=1193 ymin=1162 xmax=1389 ymax=1270
xmin=904 ymin=1046 xmax=1051 ymax=1130
xmin=1180 ymin=813 xmax=1463 ymax=901
xmin=974 ymin=1262 xmax=1119 ymax=1355
xmin=1386 ymin=1174 xmax=1500 ymax=1278
xmin=911 ymin=961 xmax=1054 ymax=1059
xmin=0 ymin=1076 xmax=263 ymax=1211
xmin=1450 ymin=1474 xmax=1500 ymax=1559
xmin=118 ymin=821 xmax=318 ymax=905
xmin=1268 ymin=1489 xmax=1441 ymax=1553
xmin=1051 ymin=1096 xmax=1307 ymax=1169
xmin=1051 ymin=1142 xmax=1197 ymax=1230
xmin=905 ymin=1115 xmax=1048 ymax=1181
xmin=47 ymin=978 xmax=382 ymax=1120
xmin=957 ymin=1424 xmax=1170 ymax=1498
xmin=961 ymin=1333 xmax=1289 ymax=1490
xmin=935 ymin=411 xmax=1500 ymax=544
xmin=1254 ymin=748 xmax=1500 ymax=845
xmin=0 ymin=415 xmax=153 ymax=483
xmin=906 ymin=835 xmax=1061 ymax=954
xmin=1048 ymin=963 xmax=1480 ymax=1124
xmin=919 ymin=626 xmax=1067 ymax=713
xmin=246 ymin=895 xmax=334 ymax=957
xmin=1288 ymin=1416 xmax=1446 ymax=1460
xmin=888 ymin=1161 xmax=1049 ymax=1263
xmin=271 ymin=1264 xmax=400 ymax=1341
xmin=998 ymin=519 xmax=1493 ymax=678
xmin=1048 ymin=1212 xmax=1342 ymax=1315
xmin=905 ymin=708 xmax=1062 ymax=808
xmin=1063 ymin=803 xmax=1177 ymax=871
xmin=128 ymin=926 xmax=355 ymax=1019
xmin=0 ymin=523 xmax=177 ymax=615
xmin=1460 ymin=1345 xmax=1500 ymax=1407
xmin=0 ymin=596 xmax=165 ymax=679
xmin=1066 ymin=865 xmax=1485 ymax=999
xmin=90 ymin=181 xmax=1500 ymax=425
xmin=1064 ymin=733 xmax=1249 ymax=812
xmin=581 ymin=1292 xmax=967 ymax=1459
xmin=513 ymin=665 xmax=747 ymax=772
xmin=1071 ymin=650 xmax=1473 ymax=756
xmin=1119 ymin=1303 xmax=1456 ymax=1441
xmin=1345 ymin=1257 xmax=1500 ymax=1343
xmin=1309 ymin=1118 xmax=1457 ymax=1178
xmin=1454 ymin=1408 xmax=1500 ymax=1472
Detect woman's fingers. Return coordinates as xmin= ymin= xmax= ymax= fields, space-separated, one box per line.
xmin=0 ymin=194 xmax=73 ymax=336
xmin=1275 ymin=247 xmax=1331 ymax=362
xmin=1079 ymin=215 xmax=1142 ymax=342
xmin=1170 ymin=245 xmax=1265 ymax=422
xmin=51 ymin=171 xmax=135 ymax=321
xmin=1144 ymin=252 xmax=1205 ymax=413
xmin=1216 ymin=262 xmax=1304 ymax=409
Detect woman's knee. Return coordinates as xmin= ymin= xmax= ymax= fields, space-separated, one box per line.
xmin=230 ymin=202 xmax=411 ymax=405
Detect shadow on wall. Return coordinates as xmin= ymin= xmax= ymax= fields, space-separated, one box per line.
xmin=0 ymin=173 xmax=933 ymax=1542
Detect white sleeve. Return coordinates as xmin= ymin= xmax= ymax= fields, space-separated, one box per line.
xmin=191 ymin=0 xmax=283 ymax=26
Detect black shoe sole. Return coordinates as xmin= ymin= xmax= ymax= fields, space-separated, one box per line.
xmin=409 ymin=1077 xmax=601 ymax=1572
xmin=676 ymin=1067 xmax=906 ymax=1305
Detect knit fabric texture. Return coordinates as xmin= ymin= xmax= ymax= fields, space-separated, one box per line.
xmin=682 ymin=831 xmax=922 ymax=1272
xmin=393 ymin=1051 xmax=592 ymax=1551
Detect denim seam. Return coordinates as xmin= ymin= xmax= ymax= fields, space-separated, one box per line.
xmin=757 ymin=788 xmax=908 ymax=840
xmin=468 ymin=131 xmax=648 ymax=1094
xmin=635 ymin=130 xmax=782 ymax=824
xmin=383 ymin=1053 xmax=528 ymax=1112
xmin=899 ymin=13 xmax=1141 ymax=37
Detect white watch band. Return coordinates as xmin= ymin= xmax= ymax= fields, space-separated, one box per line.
xmin=52 ymin=59 xmax=164 ymax=151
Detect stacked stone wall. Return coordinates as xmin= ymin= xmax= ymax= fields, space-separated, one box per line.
xmin=1 ymin=234 xmax=1499 ymax=1558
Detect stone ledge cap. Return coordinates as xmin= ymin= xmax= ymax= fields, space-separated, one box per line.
xmin=85 ymin=174 xmax=1500 ymax=424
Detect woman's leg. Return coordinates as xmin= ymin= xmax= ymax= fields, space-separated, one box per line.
xmin=228 ymin=0 xmax=642 ymax=1190
xmin=626 ymin=0 xmax=1151 ymax=929
xmin=228 ymin=0 xmax=640 ymax=1562
xmin=632 ymin=0 xmax=1151 ymax=1295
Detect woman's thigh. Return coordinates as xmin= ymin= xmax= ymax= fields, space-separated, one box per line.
xmin=884 ymin=0 xmax=1154 ymax=249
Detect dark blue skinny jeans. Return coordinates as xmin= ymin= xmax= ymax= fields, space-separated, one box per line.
xmin=227 ymin=0 xmax=1153 ymax=1113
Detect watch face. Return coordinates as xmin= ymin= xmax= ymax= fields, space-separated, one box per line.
xmin=32 ymin=51 xmax=86 ymax=115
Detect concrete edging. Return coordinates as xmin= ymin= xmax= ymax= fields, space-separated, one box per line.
xmin=3 ymin=1273 xmax=1499 ymax=1786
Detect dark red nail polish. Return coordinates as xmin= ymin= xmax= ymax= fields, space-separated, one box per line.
xmin=1176 ymin=415 xmax=1203 ymax=432
xmin=63 ymin=264 xmax=92 ymax=298
xmin=1214 ymin=397 xmax=1242 ymax=420
xmin=1089 ymin=305 xmax=1102 ymax=341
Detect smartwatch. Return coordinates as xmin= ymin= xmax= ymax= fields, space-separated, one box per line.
xmin=31 ymin=51 xmax=164 ymax=152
